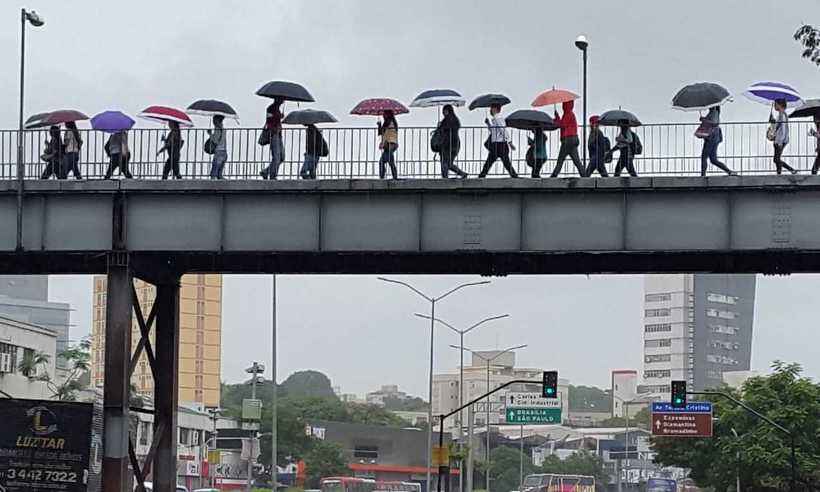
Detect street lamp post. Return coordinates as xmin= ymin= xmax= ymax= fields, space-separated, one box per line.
xmin=451 ymin=344 xmax=528 ymax=492
xmin=611 ymin=395 xmax=640 ymax=492
xmin=415 ymin=314 xmax=510 ymax=492
xmin=730 ymin=428 xmax=741 ymax=492
xmin=245 ymin=362 xmax=265 ymax=492
xmin=17 ymin=8 xmax=44 ymax=251
xmin=575 ymin=35 xmax=589 ymax=171
xmin=379 ymin=278 xmax=490 ymax=492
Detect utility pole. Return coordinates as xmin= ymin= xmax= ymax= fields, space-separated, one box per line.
xmin=466 ymin=405 xmax=474 ymax=492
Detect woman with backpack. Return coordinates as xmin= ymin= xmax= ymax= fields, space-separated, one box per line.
xmin=377 ymin=109 xmax=399 ymax=179
xmin=770 ymin=98 xmax=797 ymax=175
xmin=40 ymin=126 xmax=64 ymax=179
xmin=528 ymin=128 xmax=549 ymax=178
xmin=608 ymin=120 xmax=641 ymax=177
xmin=62 ymin=121 xmax=83 ymax=179
xmin=299 ymin=124 xmax=328 ymax=179
xmin=435 ymin=104 xmax=467 ymax=178
xmin=207 ymin=115 xmax=228 ymax=179
xmin=103 ymin=130 xmax=133 ymax=179
xmin=697 ymin=107 xmax=735 ymax=176
xmin=586 ymin=116 xmax=610 ymax=177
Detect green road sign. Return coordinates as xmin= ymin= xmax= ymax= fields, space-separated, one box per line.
xmin=506 ymin=407 xmax=562 ymax=424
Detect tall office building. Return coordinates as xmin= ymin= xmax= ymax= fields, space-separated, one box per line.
xmin=90 ymin=274 xmax=223 ymax=408
xmin=0 ymin=276 xmax=71 ymax=368
xmin=641 ymin=274 xmax=756 ymax=395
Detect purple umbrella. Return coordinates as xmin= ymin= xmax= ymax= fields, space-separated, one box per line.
xmin=742 ymin=81 xmax=802 ymax=107
xmin=91 ymin=111 xmax=135 ymax=133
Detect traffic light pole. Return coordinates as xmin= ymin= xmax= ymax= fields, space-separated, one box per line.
xmin=687 ymin=391 xmax=797 ymax=492
xmin=435 ymin=379 xmax=545 ymax=492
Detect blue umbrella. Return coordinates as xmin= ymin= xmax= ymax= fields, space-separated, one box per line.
xmin=90 ymin=111 xmax=135 ymax=133
xmin=742 ymin=81 xmax=802 ymax=107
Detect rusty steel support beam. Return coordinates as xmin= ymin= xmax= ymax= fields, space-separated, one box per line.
xmin=102 ymin=255 xmax=133 ymax=492
xmin=152 ymin=279 xmax=181 ymax=492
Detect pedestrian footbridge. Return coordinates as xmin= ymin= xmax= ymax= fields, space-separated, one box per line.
xmin=2 ymin=175 xmax=820 ymax=276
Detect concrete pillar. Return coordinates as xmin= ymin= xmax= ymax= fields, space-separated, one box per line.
xmin=102 ymin=262 xmax=133 ymax=491
xmin=153 ymin=279 xmax=180 ymax=492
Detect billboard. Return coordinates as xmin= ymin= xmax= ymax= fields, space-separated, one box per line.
xmin=0 ymin=399 xmax=94 ymax=492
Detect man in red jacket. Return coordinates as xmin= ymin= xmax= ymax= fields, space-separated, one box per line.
xmin=549 ymin=100 xmax=585 ymax=177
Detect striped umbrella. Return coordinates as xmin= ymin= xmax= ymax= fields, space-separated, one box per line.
xmin=410 ymin=89 xmax=465 ymax=108
xmin=742 ymin=81 xmax=802 ymax=107
xmin=138 ymin=106 xmax=193 ymax=127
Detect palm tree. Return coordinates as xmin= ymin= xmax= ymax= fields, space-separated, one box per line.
xmin=18 ymin=350 xmax=50 ymax=378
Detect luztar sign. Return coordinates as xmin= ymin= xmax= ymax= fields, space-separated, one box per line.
xmin=0 ymin=399 xmax=93 ymax=491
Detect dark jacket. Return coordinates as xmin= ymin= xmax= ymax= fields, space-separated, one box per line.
xmin=437 ymin=113 xmax=461 ymax=158
xmin=305 ymin=125 xmax=326 ymax=157
xmin=588 ymin=129 xmax=610 ymax=163
xmin=162 ymin=129 xmax=184 ymax=159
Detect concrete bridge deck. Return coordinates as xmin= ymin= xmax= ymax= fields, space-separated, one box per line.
xmin=2 ymin=175 xmax=820 ymax=276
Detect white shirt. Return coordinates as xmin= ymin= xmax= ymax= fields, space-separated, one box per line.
xmin=487 ymin=115 xmax=510 ymax=143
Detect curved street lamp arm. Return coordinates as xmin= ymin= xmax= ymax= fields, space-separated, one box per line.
xmin=378 ymin=277 xmax=432 ymax=302
xmin=464 ymin=314 xmax=510 ymax=335
xmin=436 ymin=280 xmax=490 ymax=302
xmin=415 ymin=314 xmax=461 ymax=335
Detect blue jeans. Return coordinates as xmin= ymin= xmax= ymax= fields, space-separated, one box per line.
xmin=379 ymin=144 xmax=398 ymax=179
xmin=210 ymin=151 xmax=228 ymax=179
xmin=62 ymin=152 xmax=81 ymax=179
xmin=262 ymin=133 xmax=284 ymax=179
xmin=300 ymin=154 xmax=320 ymax=179
xmin=701 ymin=136 xmax=732 ymax=176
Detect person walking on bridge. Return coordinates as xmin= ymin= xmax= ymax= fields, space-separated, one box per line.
xmin=299 ymin=124 xmax=327 ymax=179
xmin=62 ymin=122 xmax=83 ymax=179
xmin=158 ymin=121 xmax=184 ymax=179
xmin=478 ymin=104 xmax=518 ymax=178
xmin=261 ymin=97 xmax=285 ymax=179
xmin=40 ymin=126 xmax=64 ymax=179
xmin=208 ymin=115 xmax=228 ymax=179
xmin=697 ymin=107 xmax=735 ymax=176
xmin=586 ymin=115 xmax=610 ymax=177
xmin=104 ymin=130 xmax=133 ymax=179
xmin=436 ymin=104 xmax=468 ymax=178
xmin=549 ymin=100 xmax=584 ymax=177
xmin=770 ymin=98 xmax=798 ymax=175
xmin=377 ymin=109 xmax=399 ymax=179
xmin=608 ymin=120 xmax=640 ymax=177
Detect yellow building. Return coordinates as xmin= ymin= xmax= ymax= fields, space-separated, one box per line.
xmin=90 ymin=274 xmax=222 ymax=408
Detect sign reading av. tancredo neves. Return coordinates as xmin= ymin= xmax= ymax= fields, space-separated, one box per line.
xmin=0 ymin=399 xmax=93 ymax=491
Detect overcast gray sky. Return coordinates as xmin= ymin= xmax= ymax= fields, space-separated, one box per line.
xmin=9 ymin=0 xmax=820 ymax=396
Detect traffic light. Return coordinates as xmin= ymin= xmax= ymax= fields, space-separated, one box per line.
xmin=542 ymin=370 xmax=558 ymax=398
xmin=671 ymin=380 xmax=687 ymax=408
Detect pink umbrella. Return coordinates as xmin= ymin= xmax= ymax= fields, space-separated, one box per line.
xmin=350 ymin=98 xmax=409 ymax=116
xmin=43 ymin=109 xmax=89 ymax=125
xmin=138 ymin=105 xmax=193 ymax=126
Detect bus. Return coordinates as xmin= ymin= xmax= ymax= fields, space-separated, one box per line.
xmin=522 ymin=473 xmax=595 ymax=492
xmin=646 ymin=478 xmax=677 ymax=492
xmin=321 ymin=477 xmax=421 ymax=492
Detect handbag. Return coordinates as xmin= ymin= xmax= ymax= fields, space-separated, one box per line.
xmin=694 ymin=121 xmax=714 ymax=139
xmin=258 ymin=128 xmax=271 ymax=146
xmin=204 ymin=138 xmax=216 ymax=154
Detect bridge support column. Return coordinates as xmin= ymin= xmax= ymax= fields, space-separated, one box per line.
xmin=102 ymin=257 xmax=133 ymax=492
xmin=152 ymin=278 xmax=181 ymax=492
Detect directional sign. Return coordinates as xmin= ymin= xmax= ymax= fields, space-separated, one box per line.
xmin=506 ymin=392 xmax=561 ymax=408
xmin=651 ymin=401 xmax=713 ymax=437
xmin=506 ymin=407 xmax=562 ymax=424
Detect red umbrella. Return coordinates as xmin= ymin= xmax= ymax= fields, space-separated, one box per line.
xmin=43 ymin=109 xmax=89 ymax=125
xmin=138 ymin=105 xmax=193 ymax=127
xmin=531 ymin=88 xmax=579 ymax=108
xmin=350 ymin=98 xmax=409 ymax=116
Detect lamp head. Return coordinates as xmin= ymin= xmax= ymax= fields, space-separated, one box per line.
xmin=575 ymin=35 xmax=588 ymax=51
xmin=25 ymin=10 xmax=45 ymax=27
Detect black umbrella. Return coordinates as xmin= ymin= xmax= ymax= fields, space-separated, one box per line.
xmin=24 ymin=112 xmax=52 ymax=130
xmin=468 ymin=93 xmax=511 ymax=111
xmin=505 ymin=109 xmax=558 ymax=131
xmin=672 ymin=82 xmax=732 ymax=111
xmin=255 ymin=81 xmax=315 ymax=102
xmin=187 ymin=99 xmax=239 ymax=120
xmin=790 ymin=99 xmax=820 ymax=118
xmin=283 ymin=109 xmax=338 ymax=125
xmin=599 ymin=109 xmax=642 ymax=127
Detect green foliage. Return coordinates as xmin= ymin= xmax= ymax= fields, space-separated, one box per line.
xmin=17 ymin=339 xmax=91 ymax=401
xmin=652 ymin=361 xmax=820 ymax=490
xmin=281 ymin=370 xmax=336 ymax=399
xmin=487 ymin=446 xmax=607 ymax=492
xmin=597 ymin=407 xmax=651 ymax=430
xmin=540 ymin=451 xmax=608 ymax=485
xmin=381 ymin=395 xmax=429 ymax=412
xmin=304 ymin=441 xmax=348 ymax=488
xmin=795 ymin=25 xmax=820 ymax=66
xmin=568 ymin=385 xmax=610 ymax=412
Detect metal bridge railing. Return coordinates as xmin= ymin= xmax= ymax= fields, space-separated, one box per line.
xmin=0 ymin=121 xmax=817 ymax=180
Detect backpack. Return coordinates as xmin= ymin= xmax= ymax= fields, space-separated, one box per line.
xmin=602 ymin=136 xmax=613 ymax=163
xmin=320 ymin=136 xmax=329 ymax=157
xmin=632 ymin=134 xmax=643 ymax=155
xmin=430 ymin=128 xmax=442 ymax=153
xmin=204 ymin=138 xmax=216 ymax=155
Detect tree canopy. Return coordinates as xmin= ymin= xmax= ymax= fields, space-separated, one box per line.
xmin=652 ymin=362 xmax=820 ymax=491
xmin=487 ymin=446 xmax=607 ymax=492
xmin=795 ymin=25 xmax=820 ymax=66
xmin=568 ymin=385 xmax=611 ymax=412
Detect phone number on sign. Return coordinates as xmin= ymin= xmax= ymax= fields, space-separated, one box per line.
xmin=2 ymin=468 xmax=79 ymax=483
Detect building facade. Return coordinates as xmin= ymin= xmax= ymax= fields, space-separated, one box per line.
xmin=641 ymin=274 xmax=756 ymax=396
xmin=610 ymin=370 xmax=638 ymax=418
xmin=0 ymin=315 xmax=58 ymax=399
xmin=0 ymin=276 xmax=71 ymax=368
xmin=90 ymin=274 xmax=223 ymax=408
xmin=366 ymin=384 xmax=410 ymax=407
